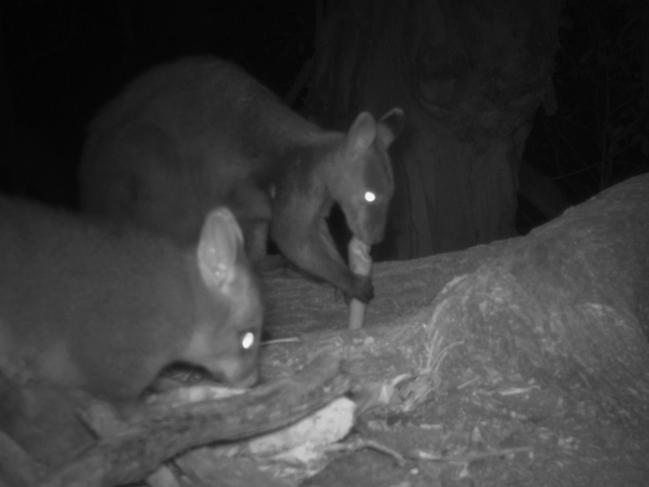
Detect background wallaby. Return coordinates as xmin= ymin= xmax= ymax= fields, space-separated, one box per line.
xmin=0 ymin=197 xmax=263 ymax=403
xmin=79 ymin=57 xmax=404 ymax=303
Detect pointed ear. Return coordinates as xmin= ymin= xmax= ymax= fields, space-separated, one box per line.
xmin=196 ymin=207 xmax=244 ymax=290
xmin=346 ymin=112 xmax=377 ymax=156
xmin=376 ymin=107 xmax=405 ymax=148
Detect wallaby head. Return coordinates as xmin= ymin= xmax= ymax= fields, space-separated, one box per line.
xmin=182 ymin=207 xmax=263 ymax=388
xmin=328 ymin=107 xmax=405 ymax=245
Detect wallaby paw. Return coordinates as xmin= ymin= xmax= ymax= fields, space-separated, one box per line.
xmin=347 ymin=274 xmax=374 ymax=304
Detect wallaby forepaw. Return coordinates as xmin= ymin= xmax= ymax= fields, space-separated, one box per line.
xmin=349 ymin=274 xmax=374 ymax=303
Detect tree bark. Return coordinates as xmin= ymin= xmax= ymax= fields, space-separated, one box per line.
xmin=306 ymin=0 xmax=564 ymax=259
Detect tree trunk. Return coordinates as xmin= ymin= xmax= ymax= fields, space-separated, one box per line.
xmin=306 ymin=0 xmax=563 ymax=259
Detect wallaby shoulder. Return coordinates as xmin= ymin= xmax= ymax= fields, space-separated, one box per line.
xmin=0 ymin=197 xmax=194 ymax=330
xmin=0 ymin=197 xmax=189 ymax=294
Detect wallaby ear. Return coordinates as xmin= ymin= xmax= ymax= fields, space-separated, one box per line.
xmin=376 ymin=107 xmax=405 ymax=148
xmin=197 ymin=207 xmax=244 ymax=290
xmin=346 ymin=112 xmax=377 ymax=155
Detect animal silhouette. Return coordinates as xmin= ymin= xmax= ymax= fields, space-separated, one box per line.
xmin=0 ymin=197 xmax=263 ymax=403
xmin=80 ymin=57 xmax=404 ymax=302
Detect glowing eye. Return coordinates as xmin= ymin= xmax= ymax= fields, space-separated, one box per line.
xmin=240 ymin=331 xmax=255 ymax=350
xmin=364 ymin=191 xmax=376 ymax=203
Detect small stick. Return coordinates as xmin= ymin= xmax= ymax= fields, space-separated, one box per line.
xmin=348 ymin=237 xmax=372 ymax=330
xmin=327 ymin=437 xmax=406 ymax=466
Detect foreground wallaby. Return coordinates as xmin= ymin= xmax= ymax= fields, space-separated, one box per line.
xmin=79 ymin=57 xmax=404 ymax=303
xmin=0 ymin=197 xmax=262 ymax=403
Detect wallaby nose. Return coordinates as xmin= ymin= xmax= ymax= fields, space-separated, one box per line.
xmin=361 ymin=216 xmax=387 ymax=245
xmin=206 ymin=356 xmax=259 ymax=388
xmin=350 ymin=210 xmax=387 ymax=245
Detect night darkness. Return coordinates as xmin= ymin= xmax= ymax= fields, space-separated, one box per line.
xmin=1 ymin=0 xmax=648 ymax=229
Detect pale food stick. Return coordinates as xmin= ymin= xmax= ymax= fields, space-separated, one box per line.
xmin=348 ymin=237 xmax=372 ymax=329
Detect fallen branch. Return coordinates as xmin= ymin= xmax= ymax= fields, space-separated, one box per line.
xmin=41 ymin=353 xmax=350 ymax=487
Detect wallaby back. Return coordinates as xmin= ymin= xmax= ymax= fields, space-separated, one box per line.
xmin=0 ymin=197 xmax=262 ymax=403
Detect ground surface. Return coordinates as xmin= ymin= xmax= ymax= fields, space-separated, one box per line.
xmin=257 ymin=174 xmax=649 ymax=487
xmin=4 ymin=177 xmax=649 ymax=487
xmin=260 ymin=261 xmax=649 ymax=487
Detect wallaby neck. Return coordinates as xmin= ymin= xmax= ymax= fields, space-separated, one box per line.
xmin=268 ymin=130 xmax=344 ymax=186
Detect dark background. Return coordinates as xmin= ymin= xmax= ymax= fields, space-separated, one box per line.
xmin=0 ymin=2 xmax=316 ymax=206
xmin=1 ymin=0 xmax=648 ymax=229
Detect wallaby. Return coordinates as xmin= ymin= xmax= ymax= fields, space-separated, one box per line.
xmin=79 ymin=57 xmax=404 ymax=303
xmin=0 ymin=197 xmax=263 ymax=403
